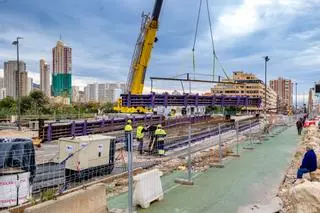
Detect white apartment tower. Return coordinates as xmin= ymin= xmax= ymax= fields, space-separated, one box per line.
xmin=40 ymin=59 xmax=51 ymax=97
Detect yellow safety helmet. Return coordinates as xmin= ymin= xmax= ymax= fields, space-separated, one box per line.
xmin=157 ymin=124 xmax=162 ymax=128
xmin=127 ymin=119 xmax=132 ymax=124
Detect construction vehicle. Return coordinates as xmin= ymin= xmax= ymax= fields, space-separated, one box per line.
xmin=114 ymin=0 xmax=163 ymax=113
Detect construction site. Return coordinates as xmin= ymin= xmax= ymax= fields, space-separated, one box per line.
xmin=1 ymin=0 xmax=320 ymax=213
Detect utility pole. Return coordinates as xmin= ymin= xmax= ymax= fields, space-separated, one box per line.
xmin=12 ymin=37 xmax=23 ymax=131
xmin=295 ymin=82 xmax=298 ymax=113
xmin=264 ymin=56 xmax=270 ymax=120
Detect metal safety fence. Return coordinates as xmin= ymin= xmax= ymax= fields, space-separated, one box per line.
xmin=0 ymin=115 xmax=294 ymax=212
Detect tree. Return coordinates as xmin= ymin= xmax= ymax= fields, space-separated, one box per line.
xmin=20 ymin=96 xmax=32 ymax=114
xmin=29 ymin=91 xmax=50 ymax=114
xmin=100 ymin=102 xmax=116 ymax=114
xmin=0 ymin=96 xmax=16 ymax=110
xmin=85 ymin=102 xmax=101 ymax=113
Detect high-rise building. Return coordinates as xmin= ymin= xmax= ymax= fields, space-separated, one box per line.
xmin=4 ymin=60 xmax=26 ymax=99
xmin=0 ymin=88 xmax=6 ymax=100
xmin=40 ymin=59 xmax=51 ymax=97
xmin=0 ymin=77 xmax=6 ymax=100
xmin=98 ymin=84 xmax=107 ymax=102
xmin=52 ymin=40 xmax=72 ymax=98
xmin=308 ymin=88 xmax=315 ymax=114
xmin=78 ymin=91 xmax=85 ymax=103
xmin=84 ymin=82 xmax=125 ymax=103
xmin=269 ymin=77 xmax=293 ymax=112
xmin=211 ymin=71 xmax=277 ymax=111
xmin=72 ymin=86 xmax=80 ymax=103
xmin=27 ymin=77 xmax=33 ymax=95
xmin=0 ymin=77 xmax=4 ymax=89
xmin=84 ymin=83 xmax=98 ymax=102
xmin=20 ymin=71 xmax=28 ymax=96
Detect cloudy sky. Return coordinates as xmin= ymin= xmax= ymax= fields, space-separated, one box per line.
xmin=0 ymin=0 xmax=319 ymax=104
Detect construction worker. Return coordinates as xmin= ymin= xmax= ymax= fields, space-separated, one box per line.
xmin=155 ymin=124 xmax=166 ymax=156
xmin=147 ymin=124 xmax=157 ymax=154
xmin=136 ymin=125 xmax=147 ymax=154
xmin=124 ymin=119 xmax=133 ymax=151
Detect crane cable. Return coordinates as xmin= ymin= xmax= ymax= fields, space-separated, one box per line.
xmin=205 ymin=0 xmax=229 ymax=80
xmin=205 ymin=0 xmax=216 ymax=81
xmin=192 ymin=0 xmax=203 ymax=81
xmin=192 ymin=0 xmax=230 ymax=81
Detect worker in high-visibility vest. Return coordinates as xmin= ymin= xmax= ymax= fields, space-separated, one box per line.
xmin=155 ymin=124 xmax=166 ymax=156
xmin=124 ymin=119 xmax=132 ymax=151
xmin=136 ymin=125 xmax=147 ymax=155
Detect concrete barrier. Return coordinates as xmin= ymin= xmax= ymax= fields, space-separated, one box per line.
xmin=24 ymin=183 xmax=107 ymax=213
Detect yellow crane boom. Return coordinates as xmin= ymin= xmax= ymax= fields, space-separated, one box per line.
xmin=115 ymin=0 xmax=163 ymax=113
xmin=126 ymin=0 xmax=163 ymax=94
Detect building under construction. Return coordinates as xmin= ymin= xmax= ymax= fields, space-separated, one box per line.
xmin=52 ymin=40 xmax=72 ymax=98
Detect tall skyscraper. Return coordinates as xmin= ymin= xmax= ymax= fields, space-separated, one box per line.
xmin=4 ymin=60 xmax=26 ymax=99
xmin=52 ymin=40 xmax=72 ymax=98
xmin=72 ymin=86 xmax=80 ymax=103
xmin=0 ymin=77 xmax=4 ymax=89
xmin=27 ymin=77 xmax=33 ymax=95
xmin=0 ymin=77 xmax=5 ymax=100
xmin=269 ymin=77 xmax=293 ymax=111
xmin=40 ymin=59 xmax=51 ymax=97
xmin=20 ymin=71 xmax=28 ymax=97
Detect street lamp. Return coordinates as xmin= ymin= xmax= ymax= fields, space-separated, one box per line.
xmin=264 ymin=56 xmax=270 ymax=120
xmin=295 ymin=82 xmax=298 ymax=114
xmin=12 ymin=36 xmax=23 ymax=131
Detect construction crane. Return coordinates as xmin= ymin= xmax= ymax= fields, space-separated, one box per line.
xmin=114 ymin=0 xmax=163 ymax=113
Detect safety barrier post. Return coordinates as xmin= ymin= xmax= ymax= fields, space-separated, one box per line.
xmin=244 ymin=119 xmax=255 ymax=150
xmin=235 ymin=121 xmax=240 ymax=157
xmin=175 ymin=123 xmax=194 ymax=185
xmin=71 ymin=121 xmax=75 ymax=136
xmin=218 ymin=123 xmax=222 ymax=164
xmin=187 ymin=124 xmax=192 ymax=182
xmin=47 ymin=123 xmax=52 ymax=142
xmin=127 ymin=132 xmax=133 ymax=213
xmin=212 ymin=123 xmax=224 ymax=168
xmin=250 ymin=119 xmax=253 ymax=147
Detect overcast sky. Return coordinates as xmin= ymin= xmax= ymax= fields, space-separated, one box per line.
xmin=0 ymin=0 xmax=319 ymax=104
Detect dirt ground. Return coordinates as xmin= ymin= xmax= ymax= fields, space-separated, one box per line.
xmin=0 ymin=128 xmax=36 ymax=138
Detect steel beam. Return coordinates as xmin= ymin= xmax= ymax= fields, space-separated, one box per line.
xmin=121 ymin=93 xmax=261 ymax=108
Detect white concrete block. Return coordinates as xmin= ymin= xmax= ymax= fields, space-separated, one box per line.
xmin=133 ymin=169 xmax=163 ymax=208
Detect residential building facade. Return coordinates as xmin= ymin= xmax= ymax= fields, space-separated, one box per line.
xmin=20 ymin=71 xmax=28 ymax=96
xmin=0 ymin=88 xmax=6 ymax=100
xmin=4 ymin=60 xmax=26 ymax=99
xmin=27 ymin=77 xmax=33 ymax=95
xmin=84 ymin=82 xmax=125 ymax=103
xmin=211 ymin=71 xmax=277 ymax=111
xmin=40 ymin=59 xmax=51 ymax=97
xmin=72 ymin=86 xmax=80 ymax=103
xmin=269 ymin=77 xmax=293 ymax=112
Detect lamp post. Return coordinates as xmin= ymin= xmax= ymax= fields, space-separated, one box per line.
xmin=12 ymin=36 xmax=23 ymax=131
xmin=295 ymin=82 xmax=298 ymax=114
xmin=264 ymin=56 xmax=270 ymax=120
